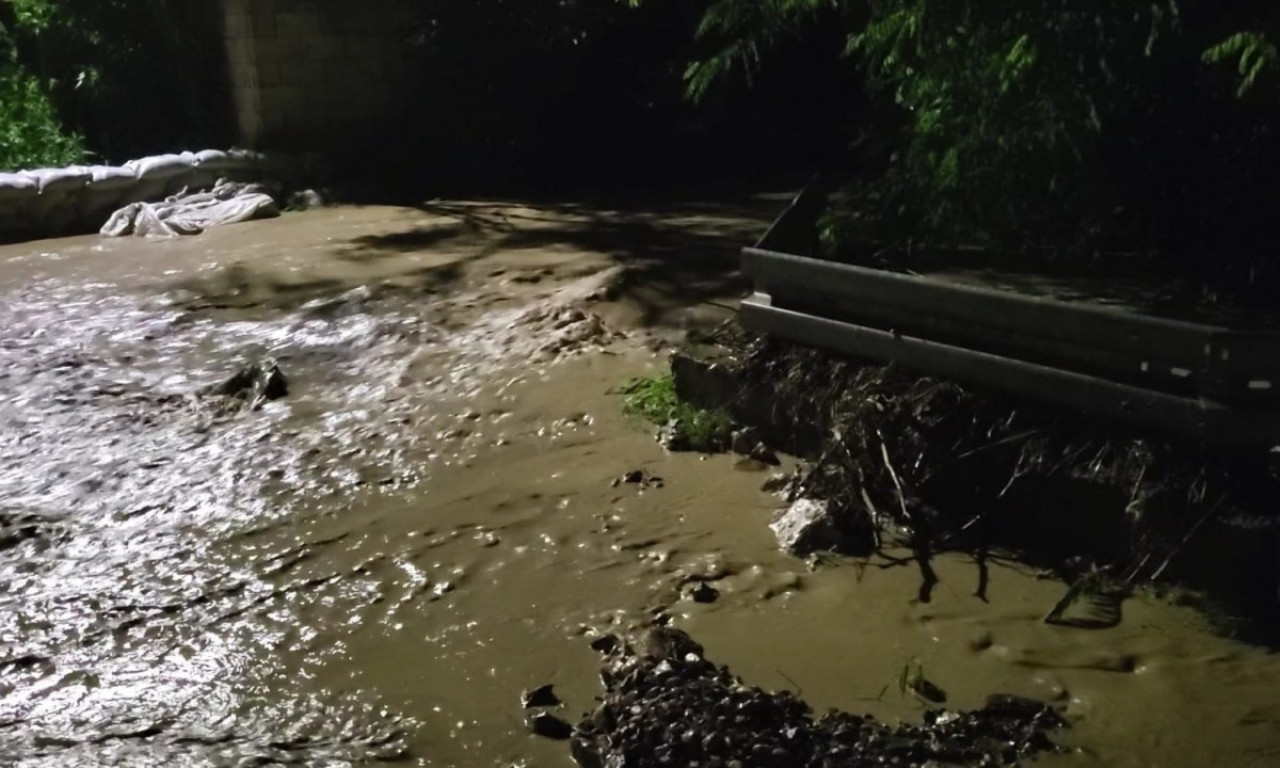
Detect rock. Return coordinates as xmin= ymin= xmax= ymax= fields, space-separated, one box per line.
xmin=589 ymin=634 xmax=619 ymax=654
xmin=688 ymin=582 xmax=720 ymax=604
xmin=730 ymin=427 xmax=762 ymax=456
xmin=615 ymin=469 xmax=664 ymax=489
xmin=527 ymin=711 xmax=574 ymax=740
xmin=570 ymin=736 xmax=605 ymax=768
xmin=749 ymin=445 xmax=781 ymax=466
xmin=300 ymin=285 xmax=372 ymax=318
xmin=671 ymin=347 xmax=740 ymax=411
xmin=769 ymin=498 xmax=847 ymax=556
xmin=657 ymin=418 xmax=690 ymax=452
xmin=207 ymin=358 xmax=288 ymax=407
xmin=637 ymin=626 xmax=703 ymax=662
xmin=285 ymin=188 xmax=326 ymax=211
xmin=522 ymin=684 xmax=561 ymax=709
xmin=760 ymin=473 xmax=794 ymax=493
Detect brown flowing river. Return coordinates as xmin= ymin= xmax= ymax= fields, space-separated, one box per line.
xmin=1 ymin=199 xmax=1278 ymax=768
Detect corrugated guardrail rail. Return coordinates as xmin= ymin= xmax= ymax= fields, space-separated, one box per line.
xmin=738 ymin=193 xmax=1280 ymax=446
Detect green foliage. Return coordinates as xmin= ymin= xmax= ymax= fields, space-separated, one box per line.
xmin=7 ymin=0 xmax=56 ymax=29
xmin=836 ymin=1 xmax=1194 ymax=249
xmin=620 ymin=374 xmax=681 ymax=424
xmin=0 ymin=0 xmax=229 ymax=167
xmin=683 ymin=0 xmax=839 ymax=102
xmin=619 ymin=374 xmax=732 ymax=449
xmin=0 ymin=1 xmax=85 ymax=169
xmin=684 ymin=0 xmax=1280 ymax=287
xmin=0 ymin=66 xmax=85 ymax=169
xmin=1203 ymin=31 xmax=1277 ymax=97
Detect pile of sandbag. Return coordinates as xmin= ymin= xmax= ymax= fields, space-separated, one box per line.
xmin=0 ymin=150 xmax=315 ymax=242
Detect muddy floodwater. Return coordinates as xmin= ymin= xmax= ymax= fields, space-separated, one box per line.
xmin=1 ymin=200 xmax=1278 ymax=767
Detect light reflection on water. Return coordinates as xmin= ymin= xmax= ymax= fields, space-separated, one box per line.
xmin=0 ymin=269 xmax=444 ymax=766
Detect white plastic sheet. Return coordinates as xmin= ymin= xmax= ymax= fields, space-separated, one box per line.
xmin=100 ymin=179 xmax=279 ymax=238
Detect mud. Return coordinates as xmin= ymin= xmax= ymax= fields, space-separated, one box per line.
xmin=0 ymin=200 xmax=1278 ymax=768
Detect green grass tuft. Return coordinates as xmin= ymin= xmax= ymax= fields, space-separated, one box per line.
xmin=619 ymin=374 xmax=732 ymax=450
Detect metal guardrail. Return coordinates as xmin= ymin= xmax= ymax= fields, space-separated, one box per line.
xmin=739 ymin=200 xmax=1280 ymax=446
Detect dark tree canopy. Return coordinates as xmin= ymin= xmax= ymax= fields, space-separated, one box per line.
xmin=687 ymin=0 xmax=1280 ymax=297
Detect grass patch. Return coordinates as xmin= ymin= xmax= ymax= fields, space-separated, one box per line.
xmin=619 ymin=374 xmax=733 ymax=451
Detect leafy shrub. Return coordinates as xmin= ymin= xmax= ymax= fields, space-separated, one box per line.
xmin=685 ymin=0 xmax=1280 ymax=292
xmin=0 ymin=65 xmax=85 ymax=170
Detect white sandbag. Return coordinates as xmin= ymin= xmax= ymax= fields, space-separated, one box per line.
xmin=89 ymin=165 xmax=140 ymax=190
xmin=0 ymin=172 xmax=38 ymax=199
xmin=25 ymin=167 xmax=92 ymax=234
xmin=79 ymin=167 xmax=142 ymax=229
xmin=24 ymin=166 xmax=93 ymax=196
xmin=120 ymin=155 xmax=190 ymax=202
xmin=126 ymin=153 xmax=196 ymax=182
xmin=0 ymin=173 xmax=38 ymax=221
xmin=194 ymin=149 xmax=258 ymax=184
xmin=194 ymin=149 xmax=233 ymax=170
xmin=0 ymin=174 xmax=39 ymax=240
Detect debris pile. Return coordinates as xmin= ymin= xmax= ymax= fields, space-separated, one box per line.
xmin=569 ymin=627 xmax=1065 ymax=768
xmin=671 ymin=322 xmax=1280 ymax=612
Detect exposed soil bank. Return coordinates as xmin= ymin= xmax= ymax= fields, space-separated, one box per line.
xmin=671 ymin=323 xmax=1280 ymax=630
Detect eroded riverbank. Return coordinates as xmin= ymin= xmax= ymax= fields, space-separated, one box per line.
xmin=1 ymin=201 xmax=1278 ymax=767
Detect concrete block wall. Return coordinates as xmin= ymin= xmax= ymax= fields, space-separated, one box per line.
xmin=222 ymin=0 xmax=419 ymax=154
